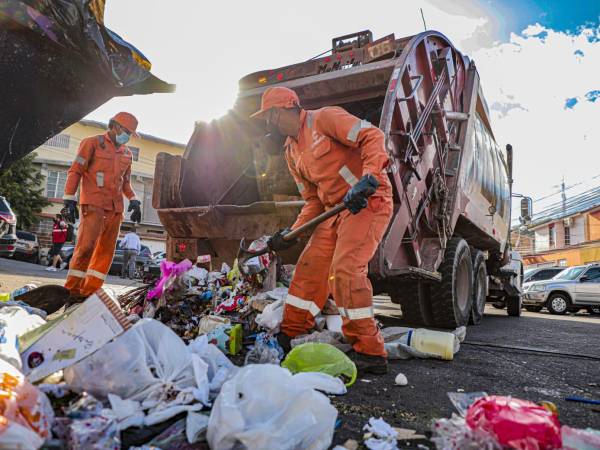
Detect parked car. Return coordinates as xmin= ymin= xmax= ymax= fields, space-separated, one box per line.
xmin=13 ymin=230 xmax=40 ymax=263
xmin=109 ymin=241 xmax=153 ymax=276
xmin=0 ymin=196 xmax=17 ymax=258
xmin=523 ymin=267 xmax=564 ymax=284
xmin=522 ymin=264 xmax=600 ymax=315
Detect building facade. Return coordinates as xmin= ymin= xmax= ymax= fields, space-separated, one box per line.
xmin=514 ymin=187 xmax=600 ymax=267
xmin=29 ymin=120 xmax=185 ymax=253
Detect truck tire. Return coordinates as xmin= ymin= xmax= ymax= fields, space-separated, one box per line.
xmin=587 ymin=305 xmax=600 ymax=315
xmin=430 ymin=238 xmax=473 ymax=328
xmin=470 ymin=251 xmax=487 ymax=325
xmin=506 ymin=295 xmax=522 ymax=316
xmin=389 ymin=280 xmax=433 ymax=326
xmin=547 ymin=292 xmax=570 ymax=315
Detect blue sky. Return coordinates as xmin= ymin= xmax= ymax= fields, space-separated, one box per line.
xmin=89 ymin=0 xmax=600 ymax=209
xmin=481 ymin=0 xmax=600 ymax=38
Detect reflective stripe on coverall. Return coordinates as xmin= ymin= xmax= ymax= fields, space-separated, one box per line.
xmin=281 ymin=107 xmax=393 ymax=357
xmin=64 ymin=133 xmax=136 ymax=296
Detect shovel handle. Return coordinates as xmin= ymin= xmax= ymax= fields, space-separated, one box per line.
xmin=283 ymin=203 xmax=346 ymax=241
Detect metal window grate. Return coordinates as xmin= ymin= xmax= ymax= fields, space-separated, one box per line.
xmin=46 ymin=170 xmax=67 ymax=198
xmin=45 ymin=134 xmax=71 ymax=149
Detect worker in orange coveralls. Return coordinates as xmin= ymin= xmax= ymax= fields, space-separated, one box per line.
xmin=61 ymin=112 xmax=142 ymax=300
xmin=251 ymin=87 xmax=393 ymax=374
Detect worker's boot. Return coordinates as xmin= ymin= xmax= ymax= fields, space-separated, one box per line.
xmin=347 ymin=350 xmax=388 ymax=375
xmin=275 ymin=332 xmax=292 ymax=354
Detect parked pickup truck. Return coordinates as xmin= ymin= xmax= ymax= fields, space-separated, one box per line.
xmin=523 ymin=264 xmax=600 ymax=315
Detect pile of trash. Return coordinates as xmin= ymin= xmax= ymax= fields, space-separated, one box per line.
xmin=2 ymin=239 xmax=599 ymax=449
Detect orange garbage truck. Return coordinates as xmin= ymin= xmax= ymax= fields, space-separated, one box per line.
xmin=153 ymin=30 xmax=524 ymax=328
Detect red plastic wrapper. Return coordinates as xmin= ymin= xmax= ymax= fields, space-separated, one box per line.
xmin=466 ymin=396 xmax=562 ymax=450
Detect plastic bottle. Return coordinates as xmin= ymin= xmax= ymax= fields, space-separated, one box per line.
xmin=407 ymin=328 xmax=455 ymax=360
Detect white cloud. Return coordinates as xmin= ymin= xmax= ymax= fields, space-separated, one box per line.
xmin=470 ymin=24 xmax=600 ymax=207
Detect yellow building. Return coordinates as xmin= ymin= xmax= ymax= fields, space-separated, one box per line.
xmin=29 ymin=120 xmax=186 ymax=253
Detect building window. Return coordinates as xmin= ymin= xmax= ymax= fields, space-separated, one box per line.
xmin=129 ymin=146 xmax=140 ymax=162
xmin=558 ymin=259 xmax=567 ymax=267
xmin=549 ymin=223 xmax=556 ymax=248
xmin=564 ymin=226 xmax=571 ymax=246
xmin=45 ymin=134 xmax=71 ymax=149
xmin=46 ymin=170 xmax=67 ymax=198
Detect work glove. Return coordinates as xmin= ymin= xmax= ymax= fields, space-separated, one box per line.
xmin=267 ymin=228 xmax=298 ymax=252
xmin=343 ymin=174 xmax=379 ymax=214
xmin=128 ymin=199 xmax=142 ymax=224
xmin=61 ymin=199 xmax=79 ymax=224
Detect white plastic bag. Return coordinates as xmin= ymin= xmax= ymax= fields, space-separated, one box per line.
xmin=0 ymin=306 xmax=45 ymax=370
xmin=363 ymin=417 xmax=399 ymax=450
xmin=207 ymin=364 xmax=340 ymax=450
xmin=255 ymin=299 xmax=284 ymax=332
xmin=64 ymin=319 xmax=210 ymax=427
xmin=188 ymin=334 xmax=238 ymax=397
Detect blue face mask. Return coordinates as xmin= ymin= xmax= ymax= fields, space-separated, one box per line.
xmin=116 ymin=132 xmax=130 ymax=145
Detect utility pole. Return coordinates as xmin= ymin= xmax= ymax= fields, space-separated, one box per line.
xmin=561 ymin=176 xmax=567 ymax=218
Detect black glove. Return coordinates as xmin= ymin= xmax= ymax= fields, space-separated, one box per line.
xmin=267 ymin=228 xmax=298 ymax=252
xmin=61 ymin=200 xmax=79 ymax=224
xmin=343 ymin=174 xmax=379 ymax=214
xmin=128 ymin=199 xmax=142 ymax=224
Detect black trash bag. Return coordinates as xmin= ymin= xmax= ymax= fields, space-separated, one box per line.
xmin=0 ymin=0 xmax=174 ymax=170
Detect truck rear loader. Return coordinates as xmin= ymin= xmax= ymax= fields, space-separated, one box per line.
xmin=153 ymin=30 xmax=523 ymax=328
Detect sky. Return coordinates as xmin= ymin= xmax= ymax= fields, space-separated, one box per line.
xmin=89 ymin=0 xmax=600 ymax=214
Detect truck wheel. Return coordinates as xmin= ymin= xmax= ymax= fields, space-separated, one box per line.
xmin=546 ymin=293 xmax=569 ymax=315
xmin=491 ymin=300 xmax=506 ymax=309
xmin=430 ymin=238 xmax=473 ymax=328
xmin=587 ymin=305 xmax=600 ymax=315
xmin=389 ymin=280 xmax=433 ymax=326
xmin=470 ymin=251 xmax=487 ymax=325
xmin=525 ymin=305 xmax=543 ymax=313
xmin=506 ymin=295 xmax=522 ymax=316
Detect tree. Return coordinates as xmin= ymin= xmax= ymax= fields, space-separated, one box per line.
xmin=0 ymin=152 xmax=50 ymax=228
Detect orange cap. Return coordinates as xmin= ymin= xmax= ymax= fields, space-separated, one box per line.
xmin=111 ymin=112 xmax=139 ymax=137
xmin=250 ymin=87 xmax=300 ymax=119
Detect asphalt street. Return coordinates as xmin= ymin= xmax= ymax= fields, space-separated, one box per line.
xmin=0 ymin=256 xmax=142 ymax=295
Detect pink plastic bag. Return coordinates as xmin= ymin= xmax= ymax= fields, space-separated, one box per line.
xmin=466 ymin=396 xmax=562 ymax=450
xmin=147 ymin=259 xmax=193 ymax=300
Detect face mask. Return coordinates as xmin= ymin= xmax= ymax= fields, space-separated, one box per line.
xmin=116 ymin=132 xmax=130 ymax=145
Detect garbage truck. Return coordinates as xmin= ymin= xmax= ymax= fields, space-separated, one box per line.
xmin=153 ymin=30 xmax=523 ymax=328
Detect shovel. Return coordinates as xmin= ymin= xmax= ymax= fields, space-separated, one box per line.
xmin=237 ymin=203 xmax=346 ymax=263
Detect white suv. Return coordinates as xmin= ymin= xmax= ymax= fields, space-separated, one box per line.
xmin=522 ymin=264 xmax=600 ymax=315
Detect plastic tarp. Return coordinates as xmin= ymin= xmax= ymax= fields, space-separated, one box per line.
xmin=0 ymin=0 xmax=174 ymax=170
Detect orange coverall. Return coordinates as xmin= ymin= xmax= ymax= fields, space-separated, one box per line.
xmin=64 ymin=133 xmax=137 ymax=297
xmin=281 ymin=107 xmax=393 ymax=356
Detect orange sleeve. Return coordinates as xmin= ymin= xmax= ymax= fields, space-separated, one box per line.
xmin=122 ymin=163 xmax=137 ymax=201
xmin=315 ymin=107 xmax=389 ymax=178
xmin=285 ymin=151 xmax=324 ymax=230
xmin=64 ymin=138 xmax=95 ymax=200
